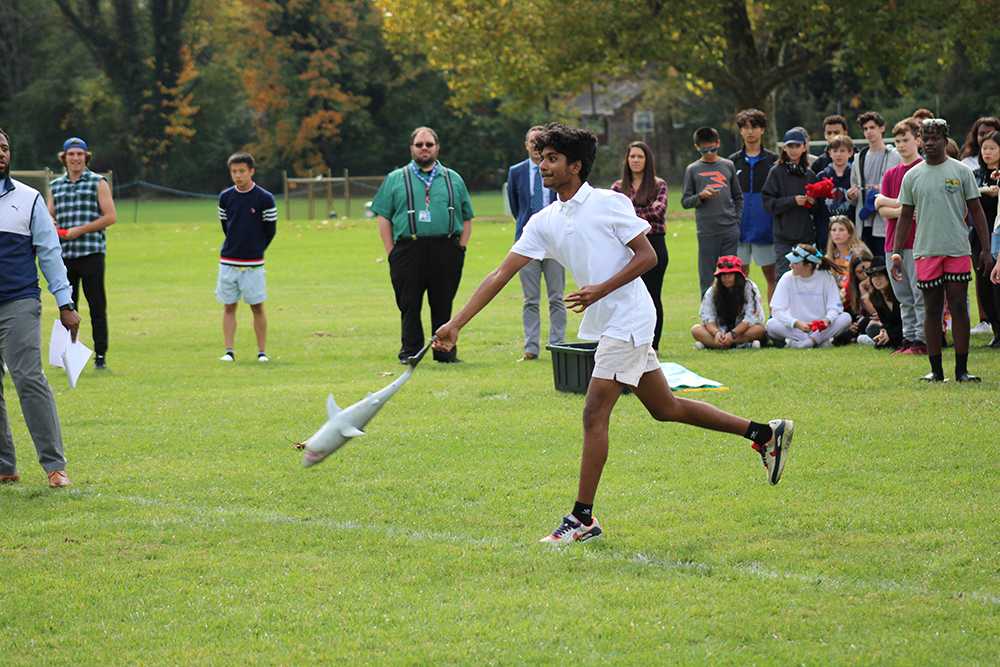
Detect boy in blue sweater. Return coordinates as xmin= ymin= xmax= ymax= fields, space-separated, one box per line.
xmin=216 ymin=152 xmax=277 ymax=362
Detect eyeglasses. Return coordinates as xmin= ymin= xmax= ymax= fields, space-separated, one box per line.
xmin=413 ymin=142 xmax=436 ymax=148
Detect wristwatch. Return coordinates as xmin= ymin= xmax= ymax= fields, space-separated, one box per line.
xmin=59 ymin=302 xmax=76 ymax=312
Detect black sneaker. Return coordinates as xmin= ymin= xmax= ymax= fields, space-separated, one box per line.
xmin=95 ymin=355 xmax=107 ymax=370
xmin=956 ymin=373 xmax=981 ymax=383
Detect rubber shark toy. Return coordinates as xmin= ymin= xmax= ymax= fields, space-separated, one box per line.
xmin=296 ymin=339 xmax=434 ymax=467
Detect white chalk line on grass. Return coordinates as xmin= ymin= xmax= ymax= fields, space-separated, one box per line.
xmin=7 ymin=486 xmax=999 ymax=606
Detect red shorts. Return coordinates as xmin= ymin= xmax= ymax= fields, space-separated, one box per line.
xmin=914 ymin=255 xmax=972 ymax=289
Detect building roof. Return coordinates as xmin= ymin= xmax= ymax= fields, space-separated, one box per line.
xmin=569 ymin=81 xmax=645 ymax=117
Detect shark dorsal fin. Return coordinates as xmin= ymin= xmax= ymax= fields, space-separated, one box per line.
xmin=340 ymin=425 xmax=365 ymax=438
xmin=326 ymin=394 xmax=341 ymax=419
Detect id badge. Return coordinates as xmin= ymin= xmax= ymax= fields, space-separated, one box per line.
xmin=418 ymin=209 xmax=432 ymax=223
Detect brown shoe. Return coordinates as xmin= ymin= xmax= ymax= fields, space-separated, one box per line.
xmin=47 ymin=470 xmax=71 ymax=488
xmin=0 ymin=473 xmax=20 ymax=484
xmin=520 ymin=352 xmax=539 ymax=361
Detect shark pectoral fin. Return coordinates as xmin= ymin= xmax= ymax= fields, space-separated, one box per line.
xmin=340 ymin=425 xmax=366 ymax=438
xmin=326 ymin=394 xmax=342 ymax=419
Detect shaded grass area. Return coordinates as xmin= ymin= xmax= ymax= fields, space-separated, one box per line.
xmin=2 ymin=195 xmax=998 ymax=664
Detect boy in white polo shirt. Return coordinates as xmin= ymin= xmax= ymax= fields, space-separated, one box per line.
xmin=433 ymin=123 xmax=794 ymax=543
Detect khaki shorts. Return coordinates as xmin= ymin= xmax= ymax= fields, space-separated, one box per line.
xmin=592 ymin=336 xmax=661 ymax=388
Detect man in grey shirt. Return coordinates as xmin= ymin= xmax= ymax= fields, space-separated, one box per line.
xmin=682 ymin=127 xmax=744 ymax=294
xmin=849 ymin=111 xmax=900 ymax=257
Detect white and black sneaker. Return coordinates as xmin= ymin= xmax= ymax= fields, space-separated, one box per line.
xmin=539 ymin=514 xmax=603 ymax=544
xmin=761 ymin=419 xmax=793 ymax=485
xmin=219 ymin=351 xmax=235 ymax=362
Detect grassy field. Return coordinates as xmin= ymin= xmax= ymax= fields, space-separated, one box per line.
xmin=2 ymin=193 xmax=998 ymax=664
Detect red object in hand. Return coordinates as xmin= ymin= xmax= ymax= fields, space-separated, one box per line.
xmin=803 ymin=178 xmax=835 ymax=208
xmin=809 ymin=319 xmax=828 ymax=332
xmin=56 ymin=228 xmax=69 ymax=238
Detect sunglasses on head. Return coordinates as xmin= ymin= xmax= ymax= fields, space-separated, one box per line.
xmin=716 ymin=260 xmax=738 ymax=269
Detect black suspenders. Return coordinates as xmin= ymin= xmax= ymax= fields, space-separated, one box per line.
xmin=441 ymin=167 xmax=456 ymax=236
xmin=402 ymin=164 xmax=456 ymax=240
xmin=402 ymin=167 xmax=418 ymax=239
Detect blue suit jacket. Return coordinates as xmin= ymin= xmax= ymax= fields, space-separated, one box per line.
xmin=507 ymin=159 xmax=556 ymax=240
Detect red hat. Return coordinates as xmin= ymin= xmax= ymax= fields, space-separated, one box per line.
xmin=714 ymin=255 xmax=744 ymax=276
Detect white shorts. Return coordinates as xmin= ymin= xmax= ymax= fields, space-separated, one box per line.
xmin=216 ymin=265 xmax=267 ymax=305
xmin=592 ymin=336 xmax=661 ymax=388
xmin=737 ymin=242 xmax=776 ymax=268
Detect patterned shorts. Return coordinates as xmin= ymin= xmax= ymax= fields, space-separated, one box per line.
xmin=914 ymin=255 xmax=972 ymax=290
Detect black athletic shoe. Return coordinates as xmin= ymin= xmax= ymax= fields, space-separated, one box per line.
xmin=956 ymin=373 xmax=981 ymax=383
xmin=95 ymin=355 xmax=106 ymax=370
xmin=920 ymin=372 xmax=946 ymax=383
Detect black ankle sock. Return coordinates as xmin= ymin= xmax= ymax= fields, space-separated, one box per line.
xmin=955 ymin=352 xmax=968 ymax=377
xmin=745 ymin=421 xmax=773 ymax=445
xmin=572 ymin=502 xmax=593 ymax=526
xmin=929 ymin=354 xmax=944 ymax=379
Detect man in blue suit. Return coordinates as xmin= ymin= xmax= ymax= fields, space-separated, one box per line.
xmin=507 ymin=126 xmax=566 ymax=360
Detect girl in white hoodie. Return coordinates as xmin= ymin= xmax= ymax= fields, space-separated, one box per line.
xmin=766 ymin=244 xmax=851 ymax=348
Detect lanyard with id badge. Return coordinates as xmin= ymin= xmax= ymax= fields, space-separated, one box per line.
xmin=411 ymin=162 xmax=438 ymax=223
xmin=402 ymin=161 xmax=458 ymax=240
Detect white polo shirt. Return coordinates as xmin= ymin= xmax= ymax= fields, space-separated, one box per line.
xmin=512 ymin=182 xmax=655 ymax=345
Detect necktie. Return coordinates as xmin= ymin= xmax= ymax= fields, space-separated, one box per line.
xmin=531 ymin=166 xmax=544 ymax=213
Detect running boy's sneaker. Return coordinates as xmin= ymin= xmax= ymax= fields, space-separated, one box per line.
xmin=258 ymin=353 xmax=270 ymax=363
xmin=539 ymin=514 xmax=603 ymax=544
xmin=761 ymin=419 xmax=793 ymax=485
xmin=219 ymin=351 xmax=235 ymax=362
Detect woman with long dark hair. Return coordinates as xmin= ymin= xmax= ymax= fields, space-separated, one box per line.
xmin=611 ymin=141 xmax=669 ymax=349
xmin=974 ymin=130 xmax=1000 ymax=345
xmin=691 ymin=255 xmax=766 ymax=349
xmin=960 ymin=116 xmax=1000 ymax=170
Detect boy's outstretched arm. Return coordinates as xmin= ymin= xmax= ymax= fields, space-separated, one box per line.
xmin=433 ymin=251 xmax=533 ymax=351
xmin=565 ymin=233 xmax=656 ymax=312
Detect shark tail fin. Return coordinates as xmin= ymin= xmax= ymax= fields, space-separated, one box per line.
xmin=340 ymin=425 xmax=365 ymax=438
xmin=326 ymin=394 xmax=342 ymax=419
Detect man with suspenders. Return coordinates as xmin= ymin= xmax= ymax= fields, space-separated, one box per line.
xmin=374 ymin=127 xmax=474 ymax=363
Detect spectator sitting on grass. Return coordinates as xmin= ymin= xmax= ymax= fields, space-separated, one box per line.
xmin=691 ymin=255 xmax=766 ymax=350
xmin=766 ymin=244 xmax=850 ymax=348
xmin=841 ymin=251 xmax=876 ymax=344
xmin=857 ymin=257 xmax=904 ymax=349
xmin=826 ymin=215 xmax=870 ymax=304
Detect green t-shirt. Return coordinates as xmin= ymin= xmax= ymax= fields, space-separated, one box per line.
xmin=371 ymin=162 xmax=475 ymax=241
xmin=898 ymin=158 xmax=979 ymax=257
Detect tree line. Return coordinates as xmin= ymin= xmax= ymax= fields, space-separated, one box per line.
xmin=2 ymin=0 xmax=999 ymax=194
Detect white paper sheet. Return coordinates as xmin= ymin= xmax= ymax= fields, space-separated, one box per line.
xmin=61 ymin=340 xmax=92 ymax=389
xmin=660 ymin=362 xmax=724 ymax=390
xmin=49 ymin=319 xmax=72 ymax=368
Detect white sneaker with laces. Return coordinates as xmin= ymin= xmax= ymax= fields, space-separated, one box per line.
xmin=539 ymin=514 xmax=603 ymax=544
xmin=761 ymin=419 xmax=793 ymax=485
xmin=219 ymin=351 xmax=235 ymax=362
xmin=971 ymin=321 xmax=992 ymax=335
xmin=857 ymin=334 xmax=875 ymax=346
xmin=258 ymin=353 xmax=270 ymax=363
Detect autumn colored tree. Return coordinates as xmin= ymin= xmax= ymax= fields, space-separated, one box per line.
xmin=53 ymin=0 xmax=199 ymax=179
xmin=378 ymin=0 xmax=999 ymax=132
xmin=234 ymin=0 xmax=371 ymax=176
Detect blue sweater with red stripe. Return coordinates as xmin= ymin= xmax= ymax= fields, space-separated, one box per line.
xmin=218 ymin=184 xmax=277 ymax=266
